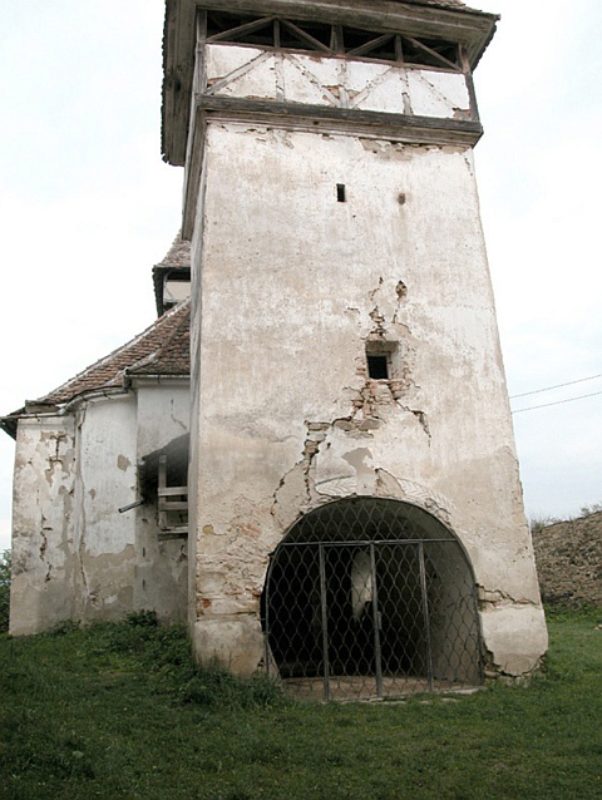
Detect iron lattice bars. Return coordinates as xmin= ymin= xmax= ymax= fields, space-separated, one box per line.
xmin=262 ymin=498 xmax=482 ymax=701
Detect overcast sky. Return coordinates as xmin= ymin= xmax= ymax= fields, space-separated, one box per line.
xmin=1 ymin=1 xmax=600 ymax=552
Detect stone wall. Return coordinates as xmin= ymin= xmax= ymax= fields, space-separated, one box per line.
xmin=532 ymin=512 xmax=602 ymax=607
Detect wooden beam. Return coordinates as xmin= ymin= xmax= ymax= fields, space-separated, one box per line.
xmin=197 ymin=93 xmax=483 ymax=146
xmin=158 ymin=487 xmax=188 ymax=497
xmin=403 ymin=34 xmax=460 ymax=71
xmin=331 ymin=24 xmax=344 ymax=53
xmin=182 ymin=106 xmax=206 ymax=239
xmin=459 ymin=45 xmax=479 ymax=122
xmin=348 ymin=33 xmax=394 ymax=58
xmin=163 ymin=0 xmax=497 ymax=165
xmin=280 ymin=19 xmax=333 ymax=53
xmin=159 ymin=529 xmax=189 ymax=540
xmin=191 ymin=1 xmax=497 ymax=49
xmin=160 ymin=501 xmax=189 ymax=511
xmin=207 ymin=15 xmax=275 ymax=43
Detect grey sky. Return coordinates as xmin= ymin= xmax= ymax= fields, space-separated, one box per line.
xmin=1 ymin=1 xmax=600 ymax=552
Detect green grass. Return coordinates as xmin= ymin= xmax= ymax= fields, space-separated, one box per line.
xmin=1 ymin=609 xmax=600 ymax=800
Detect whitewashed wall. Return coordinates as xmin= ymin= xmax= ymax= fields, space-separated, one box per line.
xmin=9 ymin=385 xmax=190 ymax=634
xmin=204 ymin=44 xmax=471 ymax=119
xmin=71 ymin=395 xmax=138 ymax=620
xmin=189 ymin=122 xmax=547 ymax=678
xmin=10 ymin=416 xmax=76 ymax=634
xmin=135 ymin=384 xmax=189 ymax=622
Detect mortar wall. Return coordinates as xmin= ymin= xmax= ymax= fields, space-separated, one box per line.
xmin=9 ymin=387 xmax=190 ymax=634
xmin=190 ymin=122 xmax=547 ymax=677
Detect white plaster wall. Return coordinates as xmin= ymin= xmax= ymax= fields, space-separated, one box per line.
xmin=72 ymin=395 xmax=138 ymax=620
xmin=204 ymin=44 xmax=470 ymax=118
xmin=9 ymin=386 xmax=191 ymax=634
xmin=136 ymin=384 xmax=189 ymax=455
xmin=190 ymin=122 xmax=547 ymax=677
xmin=164 ymin=279 xmax=191 ymax=306
xmin=135 ymin=385 xmax=190 ymax=622
xmin=10 ymin=416 xmax=76 ymax=635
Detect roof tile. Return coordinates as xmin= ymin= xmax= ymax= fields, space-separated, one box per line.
xmin=159 ymin=231 xmax=191 ymax=268
xmin=34 ymin=301 xmax=190 ymax=407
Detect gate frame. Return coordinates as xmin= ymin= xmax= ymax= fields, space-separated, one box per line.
xmin=262 ymin=496 xmax=484 ymax=701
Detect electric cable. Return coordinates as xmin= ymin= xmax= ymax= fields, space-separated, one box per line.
xmin=509 ymin=372 xmax=602 ymax=400
xmin=512 ymin=389 xmax=602 ymax=414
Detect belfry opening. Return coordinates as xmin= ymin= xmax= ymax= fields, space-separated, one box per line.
xmin=262 ymin=498 xmax=482 ymax=700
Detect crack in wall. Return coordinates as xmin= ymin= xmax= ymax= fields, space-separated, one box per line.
xmin=170 ymin=399 xmax=187 ymax=432
xmin=38 ymin=521 xmax=53 ymax=584
xmin=477 ymin=585 xmax=539 ymax=609
xmin=272 ymin=275 xmax=432 ymax=518
xmin=482 ymin=646 xmax=544 ymax=684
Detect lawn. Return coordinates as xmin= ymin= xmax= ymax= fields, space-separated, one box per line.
xmin=0 ymin=608 xmax=600 ymax=800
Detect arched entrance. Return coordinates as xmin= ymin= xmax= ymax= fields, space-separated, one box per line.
xmin=262 ymin=497 xmax=482 ymax=700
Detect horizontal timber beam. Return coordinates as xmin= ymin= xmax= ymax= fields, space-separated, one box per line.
xmin=197 ymin=94 xmax=483 ymax=143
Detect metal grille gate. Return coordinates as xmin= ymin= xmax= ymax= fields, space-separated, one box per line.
xmin=263 ymin=498 xmax=482 ymax=701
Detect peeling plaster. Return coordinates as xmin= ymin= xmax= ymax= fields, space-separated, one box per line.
xmin=477 ymin=585 xmax=539 ymax=609
xmin=189 ymin=121 xmax=547 ymax=679
xmin=170 ymin=398 xmax=187 ymax=432
xmin=270 ymin=273 xmax=435 ymax=515
xmin=117 ymin=454 xmax=131 ymax=471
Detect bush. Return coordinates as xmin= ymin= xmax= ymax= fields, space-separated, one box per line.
xmin=0 ymin=550 xmax=10 ymax=633
xmin=178 ymin=664 xmax=284 ymax=709
xmin=579 ymin=502 xmax=602 ymax=518
xmin=530 ymin=516 xmax=558 ymax=534
xmin=126 ymin=609 xmax=159 ymax=627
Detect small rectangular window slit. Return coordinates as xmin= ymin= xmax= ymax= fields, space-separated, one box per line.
xmin=337 ymin=183 xmax=346 ymax=203
xmin=367 ymin=355 xmax=389 ymax=380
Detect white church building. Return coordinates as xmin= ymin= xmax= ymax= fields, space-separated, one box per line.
xmin=2 ymin=0 xmax=548 ymax=701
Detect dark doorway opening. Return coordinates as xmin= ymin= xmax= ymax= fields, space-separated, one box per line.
xmin=262 ymin=498 xmax=482 ymax=700
xmin=367 ymin=354 xmax=389 ymax=379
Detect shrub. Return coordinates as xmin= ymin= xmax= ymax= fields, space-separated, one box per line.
xmin=126 ymin=609 xmax=159 ymax=627
xmin=178 ymin=663 xmax=284 ymax=709
xmin=530 ymin=516 xmax=558 ymax=534
xmin=579 ymin=502 xmax=602 ymax=518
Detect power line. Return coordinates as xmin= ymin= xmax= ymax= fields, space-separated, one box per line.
xmin=512 ymin=389 xmax=602 ymax=415
xmin=509 ymin=372 xmax=602 ymax=400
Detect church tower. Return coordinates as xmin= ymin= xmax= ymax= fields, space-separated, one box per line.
xmin=162 ymin=0 xmax=547 ymax=698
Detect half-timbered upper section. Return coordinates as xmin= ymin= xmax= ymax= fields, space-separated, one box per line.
xmin=162 ymin=0 xmax=498 ymax=167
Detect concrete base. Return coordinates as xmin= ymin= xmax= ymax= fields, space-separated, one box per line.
xmin=481 ymin=604 xmax=549 ymax=678
xmin=191 ymin=614 xmax=265 ymax=676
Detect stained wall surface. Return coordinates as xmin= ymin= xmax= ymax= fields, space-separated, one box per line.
xmin=10 ymin=416 xmax=77 ymax=634
xmin=189 ymin=122 xmax=547 ymax=679
xmin=204 ymin=44 xmax=471 ymax=119
xmin=9 ymin=386 xmax=189 ymax=635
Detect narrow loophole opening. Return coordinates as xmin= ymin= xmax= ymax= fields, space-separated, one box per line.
xmin=337 ymin=183 xmax=346 ymax=203
xmin=367 ymin=355 xmax=389 ymax=380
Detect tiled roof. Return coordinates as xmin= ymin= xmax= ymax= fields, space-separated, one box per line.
xmin=153 ymin=231 xmax=192 ymax=316
xmin=127 ymin=303 xmax=190 ymax=377
xmin=159 ymin=231 xmax=191 ymax=268
xmin=33 ymin=300 xmax=190 ymax=407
